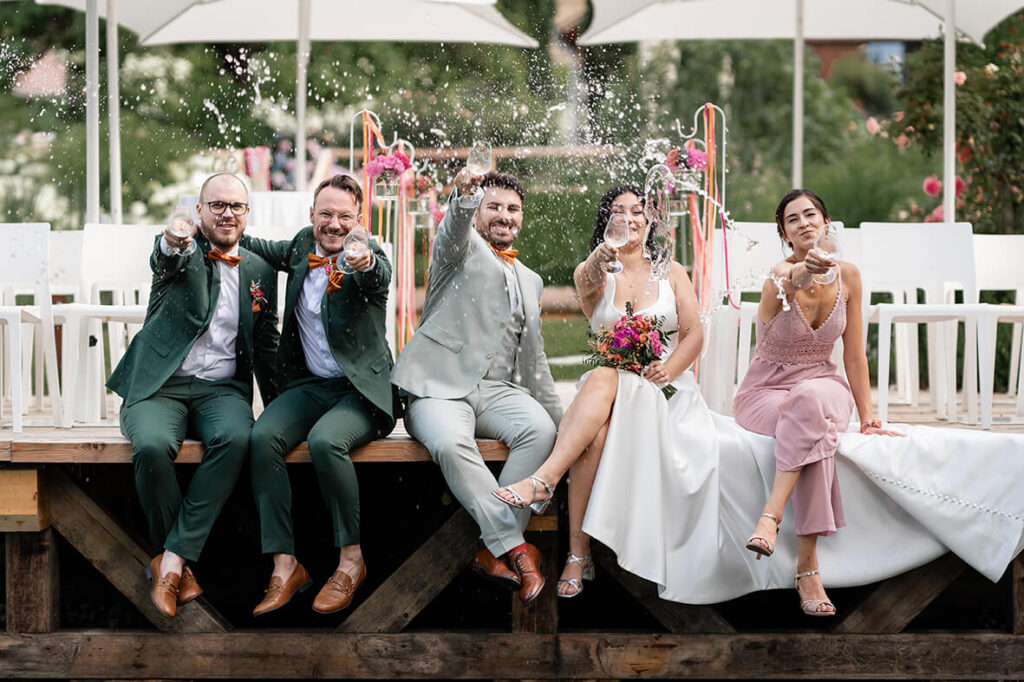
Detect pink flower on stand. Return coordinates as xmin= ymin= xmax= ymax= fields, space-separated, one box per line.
xmin=365 ymin=151 xmax=412 ymax=181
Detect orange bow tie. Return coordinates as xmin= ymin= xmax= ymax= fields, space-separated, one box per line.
xmin=207 ymin=249 xmax=241 ymax=266
xmin=307 ymin=253 xmax=344 ymax=294
xmin=490 ymin=244 xmax=518 ymax=265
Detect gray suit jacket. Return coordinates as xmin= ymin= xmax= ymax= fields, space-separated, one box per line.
xmin=392 ymin=192 xmax=562 ymax=426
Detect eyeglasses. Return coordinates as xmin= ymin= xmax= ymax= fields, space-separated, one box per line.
xmin=205 ymin=201 xmax=250 ymax=216
xmin=316 ymin=210 xmax=359 ymax=226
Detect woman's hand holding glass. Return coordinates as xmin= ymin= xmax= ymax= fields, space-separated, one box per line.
xmin=602 ymin=214 xmax=630 ymax=274
xmin=809 ymin=223 xmax=840 ymax=284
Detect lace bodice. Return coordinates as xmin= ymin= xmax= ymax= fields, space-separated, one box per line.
xmin=754 ymin=279 xmax=847 ymax=366
xmin=590 ymin=273 xmax=678 ymax=360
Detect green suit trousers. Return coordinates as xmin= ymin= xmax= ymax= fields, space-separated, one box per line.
xmin=250 ymin=376 xmax=396 ymax=554
xmin=120 ymin=376 xmax=253 ymax=562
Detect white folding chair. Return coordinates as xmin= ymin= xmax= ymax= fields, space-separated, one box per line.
xmin=0 ymin=223 xmax=64 ymax=432
xmin=53 ymin=224 xmax=160 ymax=424
xmin=860 ymin=222 xmax=982 ymax=424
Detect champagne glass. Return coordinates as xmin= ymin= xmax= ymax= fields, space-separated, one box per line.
xmin=811 ymin=222 xmax=840 ymax=285
xmin=466 ymin=141 xmax=492 ymax=176
xmin=339 ymin=226 xmax=371 ymax=274
xmin=603 ymin=213 xmax=630 ymax=274
xmin=167 ymin=204 xmax=195 ymax=239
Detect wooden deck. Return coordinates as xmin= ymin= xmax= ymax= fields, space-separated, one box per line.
xmin=1 ymin=391 xmax=1023 ymax=679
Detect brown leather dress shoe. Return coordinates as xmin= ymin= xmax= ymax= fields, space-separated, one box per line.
xmin=253 ymin=563 xmax=313 ymax=616
xmin=178 ymin=565 xmax=203 ymax=605
xmin=509 ymin=543 xmax=545 ymax=606
xmin=470 ymin=547 xmax=521 ymax=591
xmin=312 ymin=563 xmax=367 ymax=614
xmin=146 ymin=554 xmax=180 ymax=618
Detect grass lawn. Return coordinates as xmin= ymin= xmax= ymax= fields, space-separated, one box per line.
xmin=542 ymin=314 xmax=591 ymax=382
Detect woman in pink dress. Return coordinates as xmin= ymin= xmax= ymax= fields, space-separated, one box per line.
xmin=733 ymin=189 xmax=901 ymax=617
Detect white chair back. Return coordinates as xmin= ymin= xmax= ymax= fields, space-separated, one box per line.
xmin=50 ymin=230 xmax=84 ymax=300
xmin=80 ymin=223 xmax=164 ymax=305
xmin=859 ymin=222 xmax=977 ymax=308
xmin=1 ymin=223 xmax=52 ymax=305
xmin=973 ymin=234 xmax=1024 ymax=297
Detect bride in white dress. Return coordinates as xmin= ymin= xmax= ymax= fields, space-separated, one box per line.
xmin=494 ymin=185 xmax=1024 ymax=607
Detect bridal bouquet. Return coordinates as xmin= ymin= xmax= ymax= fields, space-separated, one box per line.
xmin=584 ymin=302 xmax=678 ymax=399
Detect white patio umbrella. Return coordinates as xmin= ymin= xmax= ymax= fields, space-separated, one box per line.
xmin=34 ymin=0 xmax=535 ymax=218
xmin=580 ymin=0 xmax=1024 ymax=220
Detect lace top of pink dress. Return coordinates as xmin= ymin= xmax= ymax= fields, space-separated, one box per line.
xmin=753 ymin=277 xmax=847 ymax=368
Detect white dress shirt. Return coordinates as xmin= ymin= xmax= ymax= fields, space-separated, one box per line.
xmin=162 ymin=237 xmax=240 ymax=380
xmin=297 ymin=247 xmax=345 ymax=378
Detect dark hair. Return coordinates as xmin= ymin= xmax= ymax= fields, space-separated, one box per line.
xmin=314 ymin=173 xmax=363 ymax=210
xmin=591 ymin=184 xmax=656 ymax=254
xmin=480 ymin=171 xmax=525 ymax=203
xmin=774 ymin=189 xmax=830 ymax=246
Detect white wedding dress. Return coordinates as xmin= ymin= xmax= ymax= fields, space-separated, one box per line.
xmin=579 ymin=274 xmax=1024 ymax=604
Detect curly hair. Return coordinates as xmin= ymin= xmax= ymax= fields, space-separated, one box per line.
xmin=480 ymin=171 xmax=525 ymax=203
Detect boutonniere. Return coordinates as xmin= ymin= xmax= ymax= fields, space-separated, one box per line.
xmin=250 ymin=280 xmax=267 ymax=312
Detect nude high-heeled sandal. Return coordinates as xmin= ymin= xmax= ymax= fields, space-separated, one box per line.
xmin=745 ymin=512 xmax=780 ymax=560
xmin=795 ymin=569 xmax=836 ymax=617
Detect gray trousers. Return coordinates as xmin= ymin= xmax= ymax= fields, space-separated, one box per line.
xmin=404 ymin=380 xmax=557 ymax=557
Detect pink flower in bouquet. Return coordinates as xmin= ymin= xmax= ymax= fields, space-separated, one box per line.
xmin=650 ymin=333 xmax=663 ymax=357
xmin=683 ymin=148 xmax=708 ymax=171
xmin=923 ymin=174 xmax=942 ymax=197
xmin=365 ymin=151 xmax=412 ymax=180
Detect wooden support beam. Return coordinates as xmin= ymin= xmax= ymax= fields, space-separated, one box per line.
xmin=593 ymin=544 xmax=734 ymax=634
xmin=1014 ymin=551 xmax=1024 ymax=635
xmin=0 ymin=632 xmax=1022 ymax=679
xmin=0 ymin=469 xmax=49 ymax=531
xmin=513 ymin=530 xmax=558 ymax=634
xmin=5 ymin=528 xmax=59 ymax=633
xmin=45 ymin=468 xmax=230 ymax=634
xmin=337 ymin=508 xmax=480 ymax=633
xmin=832 ymin=553 xmax=966 ymax=634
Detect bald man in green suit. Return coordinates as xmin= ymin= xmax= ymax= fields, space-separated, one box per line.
xmin=108 ymin=173 xmax=279 ymax=618
xmin=239 ymin=174 xmax=396 ymax=616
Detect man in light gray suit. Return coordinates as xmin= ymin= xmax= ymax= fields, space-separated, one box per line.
xmin=392 ymin=169 xmax=562 ymax=605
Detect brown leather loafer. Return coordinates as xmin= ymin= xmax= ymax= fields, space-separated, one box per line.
xmin=509 ymin=543 xmax=545 ymax=606
xmin=146 ymin=554 xmax=180 ymax=618
xmin=470 ymin=547 xmax=521 ymax=591
xmin=312 ymin=563 xmax=367 ymax=614
xmin=253 ymin=563 xmax=313 ymax=616
xmin=178 ymin=565 xmax=203 ymax=605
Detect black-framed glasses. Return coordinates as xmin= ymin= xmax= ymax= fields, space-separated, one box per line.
xmin=206 ymin=201 xmax=250 ymax=216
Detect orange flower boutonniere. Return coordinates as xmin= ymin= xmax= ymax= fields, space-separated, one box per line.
xmin=250 ymin=280 xmax=267 ymax=312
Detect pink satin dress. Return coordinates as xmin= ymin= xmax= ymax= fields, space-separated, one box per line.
xmin=733 ymin=275 xmax=855 ymax=536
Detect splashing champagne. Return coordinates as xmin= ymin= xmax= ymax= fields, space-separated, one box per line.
xmin=466 ymin=141 xmax=491 ymax=176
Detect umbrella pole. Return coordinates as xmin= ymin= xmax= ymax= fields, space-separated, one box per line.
xmin=942 ymin=0 xmax=956 ymax=221
xmin=295 ymin=0 xmax=311 ymax=191
xmin=106 ymin=0 xmax=122 ymax=223
xmin=792 ymin=0 xmax=804 ymax=189
xmin=86 ymin=0 xmax=100 ymax=223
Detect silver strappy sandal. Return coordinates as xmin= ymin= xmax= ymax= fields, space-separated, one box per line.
xmin=492 ymin=475 xmax=555 ymax=514
xmin=556 ymin=553 xmax=595 ymax=599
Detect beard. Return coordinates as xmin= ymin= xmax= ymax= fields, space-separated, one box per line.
xmin=200 ymin=218 xmax=242 ymax=251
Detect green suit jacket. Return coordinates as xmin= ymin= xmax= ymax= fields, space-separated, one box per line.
xmin=107 ymin=234 xmax=281 ymax=408
xmin=240 ymin=227 xmax=395 ymax=419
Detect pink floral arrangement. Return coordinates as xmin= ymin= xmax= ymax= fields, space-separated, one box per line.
xmin=665 ymin=146 xmax=708 ymax=172
xmin=584 ymin=302 xmax=677 ymax=399
xmin=365 ymin=151 xmax=412 ymax=181
xmin=249 ymin=280 xmax=266 ymax=313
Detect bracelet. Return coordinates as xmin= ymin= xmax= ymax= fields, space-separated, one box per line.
xmin=860 ymin=418 xmax=882 ymax=432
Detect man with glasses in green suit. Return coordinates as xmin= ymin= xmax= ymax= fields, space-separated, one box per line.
xmin=108 ymin=173 xmax=280 ymax=618
xmin=239 ymin=174 xmax=396 ymax=616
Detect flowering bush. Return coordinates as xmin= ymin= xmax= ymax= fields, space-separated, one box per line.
xmin=365 ymin=151 xmax=412 ymax=181
xmin=584 ymin=301 xmax=678 ymax=399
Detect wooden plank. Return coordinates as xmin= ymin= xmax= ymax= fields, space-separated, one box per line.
xmin=593 ymin=544 xmax=734 ymax=634
xmin=337 ymin=508 xmax=481 ymax=633
xmin=512 ymin=531 xmax=558 ymax=634
xmin=9 ymin=436 xmax=509 ymax=464
xmin=832 ymin=553 xmax=966 ymax=634
xmin=1 ymin=632 xmax=1023 ymax=679
xmin=0 ymin=469 xmax=49 ymax=531
xmin=1014 ymin=551 xmax=1024 ymax=635
xmin=5 ymin=529 xmax=59 ymax=633
xmin=45 ymin=468 xmax=230 ymax=634
xmin=0 ymin=438 xmax=11 ymax=462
